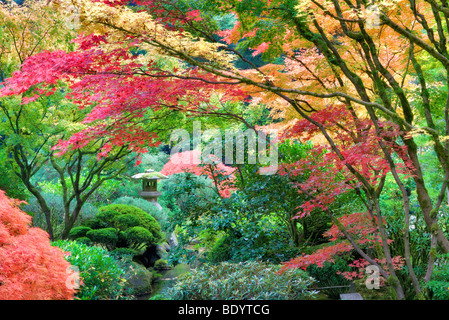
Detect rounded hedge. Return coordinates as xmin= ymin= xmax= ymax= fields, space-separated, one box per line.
xmin=95 ymin=204 xmax=163 ymax=243
xmin=68 ymin=226 xmax=93 ymax=240
xmin=75 ymin=237 xmax=92 ymax=246
xmin=113 ymin=213 xmax=141 ymax=231
xmin=86 ymin=228 xmax=119 ymax=248
xmin=123 ymin=226 xmax=155 ymax=248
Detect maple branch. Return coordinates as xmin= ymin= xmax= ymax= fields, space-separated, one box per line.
xmin=424 ymin=0 xmax=449 ymax=16
xmin=313 ymin=0 xmax=365 ymax=25
xmin=168 ymin=103 xmax=280 ymax=155
xmin=380 ymin=12 xmax=449 ymax=69
xmin=294 ymin=183 xmax=390 ymax=279
xmin=409 ymin=42 xmax=449 ymax=174
xmin=86 ymin=16 xmax=425 ymax=138
xmin=135 ymin=67 xmax=243 ymax=85
xmin=409 ymin=0 xmax=445 ymax=54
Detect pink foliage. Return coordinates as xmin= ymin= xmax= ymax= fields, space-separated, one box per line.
xmin=252 ymin=42 xmax=270 ymax=57
xmin=279 ymin=242 xmax=353 ymax=272
xmin=0 ymin=36 xmax=244 ymax=157
xmin=160 ymin=149 xmax=235 ymax=198
xmin=0 ymin=190 xmax=75 ymax=300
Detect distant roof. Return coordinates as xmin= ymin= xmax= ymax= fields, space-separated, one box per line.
xmin=131 ymin=169 xmax=168 ymax=180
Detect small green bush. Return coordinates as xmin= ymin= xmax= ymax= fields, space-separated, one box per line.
xmin=111 ymin=247 xmax=138 ymax=259
xmin=68 ymin=226 xmax=93 ymax=240
xmin=75 ymin=237 xmax=92 ymax=246
xmin=95 ymin=204 xmax=164 ymax=243
xmin=123 ymin=226 xmax=155 ymax=249
xmin=207 ymin=234 xmax=232 ymax=263
xmin=113 ymin=213 xmax=141 ymax=231
xmin=112 ymin=196 xmax=168 ymax=230
xmin=86 ymin=228 xmax=119 ymax=249
xmin=78 ymin=204 xmax=165 ymax=256
xmin=52 ymin=240 xmax=130 ymax=300
xmin=163 ymin=261 xmax=316 ymax=300
xmin=425 ymin=254 xmax=449 ymax=300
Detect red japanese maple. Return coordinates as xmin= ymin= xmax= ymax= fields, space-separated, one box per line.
xmin=279 ymin=211 xmax=390 ymax=273
xmin=279 ymin=241 xmax=353 ymax=271
xmin=338 ymin=256 xmax=405 ymax=283
xmin=0 ymin=190 xmax=75 ymax=300
xmin=160 ymin=149 xmax=235 ymax=198
xmin=0 ymin=35 xmax=242 ymax=157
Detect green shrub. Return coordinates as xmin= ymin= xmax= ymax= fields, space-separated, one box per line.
xmin=163 ymin=261 xmax=316 ymax=300
xmin=75 ymin=237 xmax=92 ymax=246
xmin=81 ymin=217 xmax=105 ymax=229
xmin=112 ymin=196 xmax=168 ymax=230
xmin=95 ymin=204 xmax=163 ymax=243
xmin=113 ymin=213 xmax=141 ymax=231
xmin=207 ymin=234 xmax=232 ymax=263
xmin=306 ymin=258 xmax=352 ymax=300
xmin=95 ymin=207 xmax=121 ymax=228
xmin=205 ymin=230 xmax=300 ymax=265
xmin=79 ymin=204 xmax=165 ymax=256
xmin=425 ymin=254 xmax=449 ymax=300
xmin=68 ymin=226 xmax=93 ymax=240
xmin=123 ymin=226 xmax=155 ymax=249
xmin=111 ymin=247 xmax=138 ymax=259
xmin=52 ymin=240 xmax=129 ymax=300
xmin=86 ymin=228 xmax=119 ymax=250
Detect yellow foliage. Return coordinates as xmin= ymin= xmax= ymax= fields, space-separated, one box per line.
xmin=51 ymin=0 xmax=237 ymax=69
xmin=0 ymin=0 xmax=76 ymax=67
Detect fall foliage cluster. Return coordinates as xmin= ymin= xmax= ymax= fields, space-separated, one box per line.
xmin=3 ymin=0 xmax=449 ymax=301
xmin=0 ymin=190 xmax=75 ymax=300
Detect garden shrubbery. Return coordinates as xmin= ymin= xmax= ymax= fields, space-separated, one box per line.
xmin=162 ymin=261 xmax=317 ymax=300
xmin=112 ymin=196 xmax=169 ymax=231
xmin=70 ymin=204 xmax=164 ymax=254
xmin=424 ymin=254 xmax=449 ymax=300
xmin=306 ymin=258 xmax=352 ymax=300
xmin=52 ymin=240 xmax=131 ymax=300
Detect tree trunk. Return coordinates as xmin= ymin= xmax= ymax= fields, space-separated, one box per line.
xmin=405 ymin=140 xmax=449 ymax=253
xmin=60 ymin=202 xmax=84 ymax=239
xmin=24 ymin=182 xmax=54 ymax=240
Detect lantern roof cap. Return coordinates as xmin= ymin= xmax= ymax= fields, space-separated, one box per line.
xmin=131 ymin=169 xmax=168 ymax=180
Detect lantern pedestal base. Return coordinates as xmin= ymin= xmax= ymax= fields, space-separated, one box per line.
xmin=139 ymin=191 xmax=162 ymax=210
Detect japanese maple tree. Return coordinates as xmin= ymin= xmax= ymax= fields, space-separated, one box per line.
xmin=4 ymin=0 xmax=449 ymax=299
xmin=0 ymin=1 xmax=146 ymax=240
xmin=0 ymin=189 xmax=75 ymax=300
xmin=161 ymin=149 xmax=235 ymax=198
xmin=134 ymin=0 xmax=448 ymax=299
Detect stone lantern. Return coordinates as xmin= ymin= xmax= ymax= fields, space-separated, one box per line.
xmin=131 ymin=169 xmax=168 ymax=210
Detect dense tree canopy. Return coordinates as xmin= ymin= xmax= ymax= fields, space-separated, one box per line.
xmin=3 ymin=0 xmax=449 ymax=300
